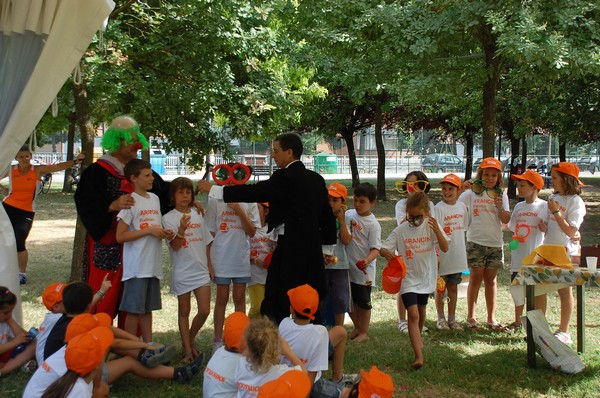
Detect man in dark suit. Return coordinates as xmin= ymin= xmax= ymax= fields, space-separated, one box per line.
xmin=197 ymin=133 xmax=336 ymax=323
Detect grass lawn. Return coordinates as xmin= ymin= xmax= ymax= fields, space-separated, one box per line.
xmin=3 ymin=176 xmax=600 ymax=397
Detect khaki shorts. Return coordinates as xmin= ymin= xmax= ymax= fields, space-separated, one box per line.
xmin=466 ymin=241 xmax=504 ymax=270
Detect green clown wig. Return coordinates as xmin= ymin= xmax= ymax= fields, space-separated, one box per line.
xmin=101 ymin=122 xmax=149 ymax=153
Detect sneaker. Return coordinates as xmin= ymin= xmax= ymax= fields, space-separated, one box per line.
xmin=139 ymin=344 xmax=176 ymax=368
xmin=173 ymin=352 xmax=205 ymax=384
xmin=339 ymin=373 xmax=360 ymax=387
xmin=506 ymin=322 xmax=522 ymax=333
xmin=397 ymin=319 xmax=408 ymax=333
xmin=554 ymin=330 xmax=573 ymax=345
xmin=20 ymin=359 xmax=37 ymax=373
xmin=448 ymin=320 xmax=463 ymax=331
xmin=422 ymin=325 xmax=429 ymax=333
xmin=19 ymin=273 xmax=27 ymax=285
xmin=436 ymin=319 xmax=450 ymax=330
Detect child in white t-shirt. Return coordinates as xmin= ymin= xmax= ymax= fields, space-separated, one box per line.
xmin=163 ymin=177 xmax=214 ymax=363
xmin=539 ymin=162 xmax=586 ymax=344
xmin=203 ymin=312 xmax=250 ymax=398
xmin=345 ymin=183 xmax=381 ymax=343
xmin=279 ymin=284 xmax=348 ymax=397
xmin=459 ymin=157 xmax=511 ymax=331
xmin=116 ymin=159 xmax=173 ymax=342
xmin=0 ymin=287 xmax=35 ymax=377
xmin=235 ymin=317 xmax=306 ymax=398
xmin=433 ymin=174 xmax=469 ymax=331
xmin=248 ymin=203 xmax=276 ymax=319
xmin=394 ymin=171 xmax=432 ymax=333
xmin=507 ymin=170 xmax=547 ymax=332
xmin=380 ymin=192 xmax=448 ymax=368
xmin=205 ymin=191 xmax=260 ymax=351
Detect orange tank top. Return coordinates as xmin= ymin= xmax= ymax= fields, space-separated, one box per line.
xmin=3 ymin=165 xmax=39 ymax=212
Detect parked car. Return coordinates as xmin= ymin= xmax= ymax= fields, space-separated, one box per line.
xmin=421 ymin=153 xmax=464 ymax=173
xmin=575 ymin=157 xmax=598 ymax=174
xmin=501 ymin=156 xmax=538 ymax=172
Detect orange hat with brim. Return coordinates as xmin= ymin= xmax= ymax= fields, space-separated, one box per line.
xmin=479 ymin=157 xmax=502 ymax=171
xmin=522 ymin=244 xmax=573 ymax=268
xmin=511 ymin=170 xmax=544 ymax=190
xmin=65 ymin=326 xmax=114 ymax=376
xmin=287 ymin=284 xmax=319 ymax=320
xmin=42 ymin=282 xmax=67 ymax=311
xmin=381 ymin=257 xmax=406 ymax=294
xmin=358 ymin=366 xmax=395 ymax=398
xmin=440 ymin=173 xmax=462 ymax=187
xmin=65 ymin=313 xmax=112 ymax=342
xmin=258 ymin=370 xmax=311 ymax=398
xmin=328 ymin=182 xmax=348 ymax=201
xmin=552 ymin=162 xmax=584 ymax=186
xmin=223 ymin=312 xmax=250 ymax=351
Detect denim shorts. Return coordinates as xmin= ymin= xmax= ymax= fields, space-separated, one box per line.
xmin=214 ymin=276 xmax=251 ymax=285
xmin=311 ymin=377 xmax=344 ymax=398
xmin=119 ymin=277 xmax=162 ymax=314
xmin=441 ymin=272 xmax=463 ymax=285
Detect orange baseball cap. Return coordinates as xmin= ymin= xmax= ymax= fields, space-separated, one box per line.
xmin=65 ymin=313 xmax=112 ymax=342
xmin=42 ymin=282 xmax=67 ymax=311
xmin=440 ymin=174 xmax=462 ymax=187
xmin=328 ymin=182 xmax=348 ymax=200
xmin=258 ymin=370 xmax=311 ymax=398
xmin=287 ymin=284 xmax=319 ymax=320
xmin=511 ymin=170 xmax=544 ymax=190
xmin=479 ymin=157 xmax=502 ymax=171
xmin=381 ymin=257 xmax=407 ymax=294
xmin=260 ymin=202 xmax=269 ymax=208
xmin=358 ymin=366 xmax=395 ymax=398
xmin=224 ymin=312 xmax=250 ymax=351
xmin=552 ymin=162 xmax=584 ymax=186
xmin=65 ymin=326 xmax=114 ymax=376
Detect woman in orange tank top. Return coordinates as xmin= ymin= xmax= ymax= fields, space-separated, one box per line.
xmin=1 ymin=145 xmax=84 ymax=284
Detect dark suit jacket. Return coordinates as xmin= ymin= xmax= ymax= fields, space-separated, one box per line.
xmin=223 ymin=161 xmax=336 ymax=323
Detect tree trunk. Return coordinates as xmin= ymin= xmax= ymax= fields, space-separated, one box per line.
xmin=374 ymin=101 xmax=386 ymax=201
xmin=62 ymin=113 xmax=76 ymax=192
xmin=559 ymin=142 xmax=566 ymax=162
xmin=70 ymin=78 xmax=95 ymax=281
xmin=508 ymin=133 xmax=520 ymax=199
xmin=464 ymin=131 xmax=474 ymax=180
xmin=480 ymin=23 xmax=501 ymax=158
xmin=342 ymin=127 xmax=360 ymax=187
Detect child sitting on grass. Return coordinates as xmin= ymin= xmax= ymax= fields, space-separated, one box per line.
xmin=0 ymin=287 xmax=36 ymax=377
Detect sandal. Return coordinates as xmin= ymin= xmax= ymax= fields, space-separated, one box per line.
xmin=488 ymin=322 xmax=507 ymax=331
xmin=506 ymin=322 xmax=522 ymax=332
xmin=180 ymin=354 xmax=194 ymax=365
xmin=466 ymin=319 xmax=480 ymax=330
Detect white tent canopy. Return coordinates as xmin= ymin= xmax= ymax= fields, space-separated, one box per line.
xmin=0 ymin=0 xmax=115 ymax=323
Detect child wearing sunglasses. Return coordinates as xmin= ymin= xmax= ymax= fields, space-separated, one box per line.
xmin=380 ymin=192 xmax=448 ymax=368
xmin=393 ymin=171 xmax=434 ymax=334
xmin=460 ymin=157 xmax=511 ymax=331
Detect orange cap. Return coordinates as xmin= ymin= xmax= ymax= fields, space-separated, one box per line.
xmin=65 ymin=326 xmax=114 ymax=376
xmin=440 ymin=174 xmax=462 ymax=187
xmin=381 ymin=257 xmax=407 ymax=294
xmin=511 ymin=170 xmax=544 ymax=190
xmin=479 ymin=157 xmax=502 ymax=171
xmin=224 ymin=312 xmax=250 ymax=351
xmin=358 ymin=366 xmax=395 ymax=398
xmin=328 ymin=182 xmax=348 ymax=200
xmin=258 ymin=370 xmax=311 ymax=398
xmin=65 ymin=313 xmax=112 ymax=342
xmin=259 ymin=202 xmax=269 ymax=208
xmin=42 ymin=282 xmax=67 ymax=311
xmin=552 ymin=162 xmax=584 ymax=186
xmin=287 ymin=284 xmax=319 ymax=320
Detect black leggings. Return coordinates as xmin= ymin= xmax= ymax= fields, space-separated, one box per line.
xmin=3 ymin=202 xmax=34 ymax=252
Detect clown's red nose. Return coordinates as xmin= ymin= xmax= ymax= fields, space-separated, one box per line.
xmin=133 ymin=142 xmax=143 ymax=150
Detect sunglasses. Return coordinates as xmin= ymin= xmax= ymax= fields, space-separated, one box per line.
xmin=395 ymin=180 xmax=429 ymax=193
xmin=406 ymin=214 xmax=425 ymax=226
xmin=472 ymin=179 xmax=502 ymax=198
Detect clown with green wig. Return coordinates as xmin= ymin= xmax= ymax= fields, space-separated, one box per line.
xmin=74 ymin=115 xmax=171 ymax=324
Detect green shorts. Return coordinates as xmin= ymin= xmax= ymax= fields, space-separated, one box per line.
xmin=466 ymin=241 xmax=503 ymax=270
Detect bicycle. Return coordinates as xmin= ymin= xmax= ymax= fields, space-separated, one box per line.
xmin=39 ymin=172 xmax=52 ymax=194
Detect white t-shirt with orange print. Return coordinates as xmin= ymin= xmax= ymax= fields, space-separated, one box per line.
xmin=543 ymin=193 xmax=586 ymax=256
xmin=459 ymin=189 xmax=509 ymax=248
xmin=508 ymin=198 xmax=548 ymax=271
xmin=345 ymin=209 xmax=382 ymax=286
xmin=434 ymin=201 xmax=469 ymax=276
xmin=117 ymin=192 xmax=164 ymax=281
xmin=382 ymin=218 xmax=448 ymax=294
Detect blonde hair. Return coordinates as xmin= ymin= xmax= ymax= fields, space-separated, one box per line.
xmin=244 ymin=317 xmax=281 ymax=374
xmin=475 ymin=167 xmax=504 ymax=188
xmin=406 ymin=191 xmax=431 ymax=216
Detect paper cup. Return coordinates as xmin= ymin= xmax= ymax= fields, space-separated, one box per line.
xmin=586 ymin=256 xmax=597 ymax=270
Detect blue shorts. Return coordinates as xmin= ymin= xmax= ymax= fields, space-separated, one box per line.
xmin=311 ymin=377 xmax=344 ymax=398
xmin=119 ymin=277 xmax=162 ymax=314
xmin=214 ymin=276 xmax=251 ymax=285
xmin=401 ymin=292 xmax=429 ymax=308
xmin=323 ymin=269 xmax=350 ymax=315
xmin=441 ymin=272 xmax=462 ymax=285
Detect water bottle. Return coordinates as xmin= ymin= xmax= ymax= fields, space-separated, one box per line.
xmin=10 ymin=327 xmax=39 ymax=358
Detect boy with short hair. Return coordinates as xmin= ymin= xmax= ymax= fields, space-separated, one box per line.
xmin=279 ymin=284 xmax=349 ymax=398
xmin=203 ymin=312 xmax=250 ymax=397
xmin=322 ymin=182 xmax=351 ymax=326
xmin=507 ymin=170 xmax=547 ymax=331
xmin=433 ymin=174 xmax=469 ymax=330
xmin=344 ymin=183 xmax=381 ymax=342
xmin=116 ymin=158 xmax=173 ymax=342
